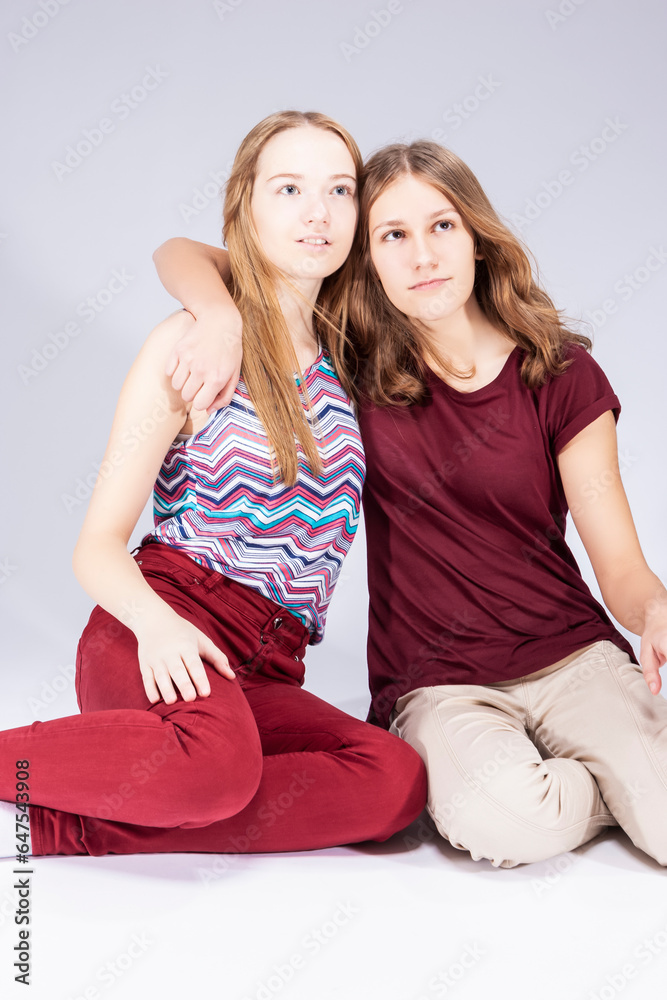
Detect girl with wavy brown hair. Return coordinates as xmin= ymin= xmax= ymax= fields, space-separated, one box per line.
xmin=0 ymin=113 xmax=426 ymax=861
xmin=152 ymin=136 xmax=667 ymax=870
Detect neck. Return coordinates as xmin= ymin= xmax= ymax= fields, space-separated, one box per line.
xmin=423 ymin=296 xmax=506 ymax=367
xmin=275 ymin=276 xmax=323 ymax=365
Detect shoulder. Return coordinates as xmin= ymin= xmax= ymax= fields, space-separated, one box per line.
xmin=529 ymin=343 xmax=612 ymax=397
xmin=539 ymin=343 xmax=620 ymax=451
xmin=137 ymin=309 xmax=195 ymax=366
xmin=561 ymin=342 xmax=598 ymax=369
xmin=118 ymin=310 xmax=194 ymax=424
xmin=555 ymin=343 xmax=614 ymax=391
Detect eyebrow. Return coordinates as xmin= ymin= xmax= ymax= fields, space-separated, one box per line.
xmin=371 ymin=207 xmax=459 ymax=234
xmin=266 ymin=173 xmax=357 ymax=183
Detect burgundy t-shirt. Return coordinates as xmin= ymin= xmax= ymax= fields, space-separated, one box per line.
xmin=359 ymin=345 xmax=637 ymax=729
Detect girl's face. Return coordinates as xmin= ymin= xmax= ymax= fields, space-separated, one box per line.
xmin=368 ymin=173 xmax=481 ymax=326
xmin=250 ymin=126 xmax=358 ymax=284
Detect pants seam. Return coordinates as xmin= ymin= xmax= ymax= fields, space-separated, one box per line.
xmin=426 ymin=687 xmax=609 ymax=838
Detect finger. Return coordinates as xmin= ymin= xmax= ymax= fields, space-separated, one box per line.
xmin=192 ymin=380 xmax=222 ymax=413
xmin=141 ymin=669 xmax=162 ymax=705
xmin=165 ymin=347 xmax=179 ymax=378
xmin=154 ymin=669 xmax=184 ymax=706
xmin=169 ymin=359 xmax=194 ymax=394
xmin=180 ymin=651 xmax=211 ymax=698
xmin=199 ymin=636 xmax=235 ymax=680
xmin=207 ymin=388 xmax=231 ymax=414
xmin=179 ymin=372 xmax=206 ymax=404
xmin=206 ymin=373 xmax=242 ymax=414
xmin=168 ymin=661 xmax=200 ymax=703
xmin=640 ymin=643 xmax=662 ymax=695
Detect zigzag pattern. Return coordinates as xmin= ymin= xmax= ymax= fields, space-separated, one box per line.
xmin=145 ymin=351 xmax=365 ymax=641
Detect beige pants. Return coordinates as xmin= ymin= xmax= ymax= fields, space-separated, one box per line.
xmin=389 ymin=641 xmax=667 ymax=868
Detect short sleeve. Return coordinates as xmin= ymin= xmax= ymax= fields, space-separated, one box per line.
xmin=542 ymin=345 xmax=621 ymax=455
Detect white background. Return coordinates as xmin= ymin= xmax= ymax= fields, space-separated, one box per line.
xmin=1 ymin=1 xmax=666 ymax=998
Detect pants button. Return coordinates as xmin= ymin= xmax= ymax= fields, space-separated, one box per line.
xmin=273 ymin=617 xmax=283 ymax=630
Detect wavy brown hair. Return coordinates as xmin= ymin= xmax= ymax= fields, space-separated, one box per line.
xmin=223 ymin=111 xmax=362 ymax=484
xmin=347 ymin=141 xmax=591 ymax=405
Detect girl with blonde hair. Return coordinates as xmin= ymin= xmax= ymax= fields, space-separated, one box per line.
xmin=0 ymin=113 xmax=426 ymax=859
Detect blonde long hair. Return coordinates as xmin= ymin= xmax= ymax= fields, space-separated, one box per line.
xmin=223 ymin=111 xmax=362 ymax=484
xmin=348 ymin=141 xmax=591 ymax=405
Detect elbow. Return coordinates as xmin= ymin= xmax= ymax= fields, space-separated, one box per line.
xmin=71 ymin=537 xmax=87 ymax=588
xmin=152 ymin=237 xmax=186 ymax=266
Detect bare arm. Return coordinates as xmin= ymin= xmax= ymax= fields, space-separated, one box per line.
xmin=558 ymin=411 xmax=667 ymax=694
xmin=153 ymin=238 xmax=242 ymax=412
xmin=73 ymin=310 xmax=235 ymax=704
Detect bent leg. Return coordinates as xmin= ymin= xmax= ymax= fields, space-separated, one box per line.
xmin=0 ymin=608 xmax=262 ymax=828
xmin=31 ymin=684 xmax=426 ymax=856
xmin=532 ymin=641 xmax=667 ymax=865
xmin=390 ymin=684 xmax=615 ymax=868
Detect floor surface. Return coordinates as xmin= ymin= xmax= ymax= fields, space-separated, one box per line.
xmin=1 ymin=799 xmax=666 ymax=999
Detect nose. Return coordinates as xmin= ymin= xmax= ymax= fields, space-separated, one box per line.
xmin=302 ymin=193 xmax=330 ymax=226
xmin=411 ymin=234 xmax=437 ymax=270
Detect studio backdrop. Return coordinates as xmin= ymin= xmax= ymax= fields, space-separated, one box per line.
xmin=1 ymin=0 xmax=665 ymax=727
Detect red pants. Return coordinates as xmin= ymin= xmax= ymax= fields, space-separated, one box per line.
xmin=0 ymin=543 xmax=426 ymax=856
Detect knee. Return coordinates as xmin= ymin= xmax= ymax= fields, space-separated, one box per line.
xmin=363 ymin=730 xmax=428 ymax=840
xmin=141 ymin=735 xmax=263 ymax=828
xmin=431 ymin=789 xmax=583 ymax=868
xmin=623 ymin=826 xmax=667 ymax=867
xmin=180 ymin=742 xmax=263 ymax=827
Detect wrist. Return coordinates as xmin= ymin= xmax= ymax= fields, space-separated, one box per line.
xmin=129 ymin=599 xmax=178 ymax=639
xmin=193 ymin=301 xmax=242 ymax=334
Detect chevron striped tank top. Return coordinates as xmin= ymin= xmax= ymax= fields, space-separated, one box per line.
xmin=144 ymin=349 xmax=365 ymax=642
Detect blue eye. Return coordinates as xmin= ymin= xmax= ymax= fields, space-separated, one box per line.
xmin=280 ymin=184 xmax=299 ymax=195
xmin=333 ymin=184 xmax=352 ymax=196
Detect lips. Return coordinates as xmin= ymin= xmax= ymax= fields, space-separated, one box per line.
xmin=409 ymin=278 xmax=448 ymax=290
xmin=297 ymin=236 xmax=331 ymax=245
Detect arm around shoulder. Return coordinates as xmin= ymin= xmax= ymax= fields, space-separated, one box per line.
xmin=152 ymin=238 xmax=243 ymax=412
